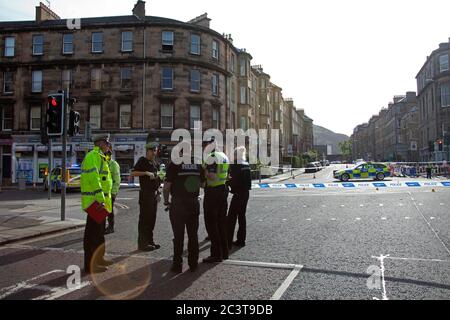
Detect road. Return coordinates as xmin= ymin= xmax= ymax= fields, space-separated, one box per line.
xmin=1 ymin=165 xmax=450 ymax=300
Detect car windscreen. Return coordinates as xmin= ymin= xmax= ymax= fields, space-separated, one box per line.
xmin=69 ymin=169 xmax=82 ymax=175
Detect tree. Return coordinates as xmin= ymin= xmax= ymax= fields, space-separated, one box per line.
xmin=339 ymin=140 xmax=352 ymax=163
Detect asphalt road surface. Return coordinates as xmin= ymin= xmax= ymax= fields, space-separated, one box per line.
xmin=1 ymin=165 xmax=450 ymax=300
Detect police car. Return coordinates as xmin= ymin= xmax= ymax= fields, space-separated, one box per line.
xmin=44 ymin=165 xmax=82 ymax=192
xmin=333 ymin=162 xmax=390 ymax=182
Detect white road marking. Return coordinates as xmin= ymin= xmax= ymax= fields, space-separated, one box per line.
xmin=306 ymin=218 xmax=312 ymax=221
xmin=0 ymin=270 xmax=64 ymax=300
xmin=282 ymin=219 xmax=287 ymax=222
xmin=360 ymin=204 xmax=364 ymax=207
xmin=331 ymin=218 xmax=337 ymax=221
xmin=33 ymin=281 xmax=91 ymax=300
xmin=224 ymin=260 xmax=301 ymax=271
xmin=385 ymin=256 xmax=450 ymax=263
xmin=405 ymin=217 xmax=411 ymax=220
xmin=430 ymin=217 xmax=435 ymax=220
xmin=271 ymin=265 xmax=303 ymax=300
xmin=355 ymin=218 xmax=361 ymax=221
xmin=372 ymin=255 xmax=389 ymax=300
xmin=381 ymin=217 xmax=387 ymax=220
xmin=379 ymin=204 xmax=384 ymax=207
xmin=440 ymin=203 xmax=444 ymax=206
xmin=419 ymin=203 xmax=424 ymax=206
xmin=399 ymin=204 xmax=404 ymax=207
xmin=409 ymin=192 xmax=450 ymax=257
xmin=341 ymin=205 xmax=345 ymax=207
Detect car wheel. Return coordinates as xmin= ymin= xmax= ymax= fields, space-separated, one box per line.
xmin=376 ymin=172 xmax=385 ymax=181
xmin=341 ymin=173 xmax=350 ymax=182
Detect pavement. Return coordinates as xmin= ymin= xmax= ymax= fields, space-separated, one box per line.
xmin=1 ymin=164 xmax=450 ymax=300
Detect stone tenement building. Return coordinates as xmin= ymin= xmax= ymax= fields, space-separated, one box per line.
xmin=351 ymin=38 xmax=450 ymax=163
xmin=0 ymin=1 xmax=314 ymax=185
xmin=416 ymin=40 xmax=450 ymax=162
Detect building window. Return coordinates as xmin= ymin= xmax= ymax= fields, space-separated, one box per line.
xmin=190 ymin=69 xmax=201 ymax=92
xmin=212 ymin=40 xmax=219 ymax=59
xmin=121 ymin=31 xmax=133 ymax=52
xmin=161 ymin=67 xmax=173 ymax=90
xmin=439 ymin=54 xmax=449 ymax=73
xmin=212 ymin=106 xmax=219 ymax=129
xmin=230 ymin=54 xmax=235 ymax=73
xmin=162 ymin=31 xmax=174 ymax=51
xmin=92 ymin=32 xmax=103 ymax=53
xmin=32 ymin=35 xmax=44 ymax=55
xmin=161 ymin=104 xmax=174 ymax=129
xmin=119 ymin=104 xmax=132 ymax=129
xmin=441 ymin=83 xmax=450 ymax=108
xmin=211 ymin=74 xmax=219 ymax=96
xmin=4 ymin=37 xmax=15 ymax=57
xmin=63 ymin=34 xmax=74 ymax=54
xmin=190 ymin=34 xmax=201 ymax=55
xmin=89 ymin=105 xmax=101 ymax=129
xmin=240 ymin=86 xmax=246 ymax=104
xmin=91 ymin=69 xmax=102 ymax=90
xmin=121 ymin=68 xmax=132 ymax=89
xmin=190 ymin=105 xmax=201 ymax=129
xmin=3 ymin=72 xmax=13 ymax=93
xmin=1 ymin=106 xmax=13 ymax=130
xmin=61 ymin=69 xmax=73 ymax=91
xmin=240 ymin=57 xmax=246 ymax=76
xmin=240 ymin=116 xmax=247 ymax=130
xmin=30 ymin=106 xmax=41 ymax=130
xmin=32 ymin=70 xmax=43 ymax=93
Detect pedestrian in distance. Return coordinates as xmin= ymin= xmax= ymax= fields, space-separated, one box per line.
xmin=131 ymin=142 xmax=162 ymax=252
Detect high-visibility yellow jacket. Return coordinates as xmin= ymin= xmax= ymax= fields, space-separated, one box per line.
xmin=81 ymin=146 xmax=113 ymax=213
xmin=108 ymin=159 xmax=121 ymax=196
xmin=203 ymin=151 xmax=229 ymax=188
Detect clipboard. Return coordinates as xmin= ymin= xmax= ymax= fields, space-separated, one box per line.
xmin=85 ymin=201 xmax=110 ymax=224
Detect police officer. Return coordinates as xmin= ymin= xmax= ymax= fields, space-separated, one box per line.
xmin=131 ymin=142 xmax=162 ymax=251
xmin=105 ymin=143 xmax=121 ymax=235
xmin=81 ymin=133 xmax=114 ymax=274
xmin=227 ymin=146 xmax=251 ymax=248
xmin=163 ymin=143 xmax=205 ymax=273
xmin=202 ymin=139 xmax=230 ymax=263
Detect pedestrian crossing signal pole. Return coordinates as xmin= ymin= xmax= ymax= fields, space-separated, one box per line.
xmin=61 ymin=90 xmax=67 ymax=221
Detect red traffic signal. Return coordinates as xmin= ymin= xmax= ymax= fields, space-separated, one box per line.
xmin=48 ymin=96 xmax=58 ymax=107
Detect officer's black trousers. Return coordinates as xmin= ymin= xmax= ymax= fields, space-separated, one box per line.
xmin=107 ymin=197 xmax=115 ymax=229
xmin=204 ymin=185 xmax=229 ymax=260
xmin=138 ymin=190 xmax=157 ymax=247
xmin=227 ymin=190 xmax=249 ymax=246
xmin=83 ymin=215 xmax=105 ymax=271
xmin=169 ymin=197 xmax=200 ymax=267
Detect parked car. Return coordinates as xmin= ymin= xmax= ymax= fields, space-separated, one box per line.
xmin=333 ymin=162 xmax=390 ymax=182
xmin=44 ymin=165 xmax=82 ymax=192
xmin=305 ymin=162 xmax=321 ymax=173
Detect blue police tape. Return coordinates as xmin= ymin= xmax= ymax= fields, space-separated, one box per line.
xmin=252 ymin=181 xmax=450 ymax=189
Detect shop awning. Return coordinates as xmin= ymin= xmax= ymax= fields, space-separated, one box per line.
xmin=115 ymin=145 xmax=134 ymax=151
xmin=15 ymin=145 xmax=33 ymax=152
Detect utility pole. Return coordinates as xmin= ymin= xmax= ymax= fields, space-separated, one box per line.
xmin=47 ymin=138 xmax=52 ymax=200
xmin=61 ymin=90 xmax=68 ymax=221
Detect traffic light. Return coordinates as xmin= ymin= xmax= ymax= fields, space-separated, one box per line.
xmin=437 ymin=139 xmax=443 ymax=151
xmin=46 ymin=93 xmax=64 ymax=136
xmin=68 ymin=110 xmax=81 ymax=136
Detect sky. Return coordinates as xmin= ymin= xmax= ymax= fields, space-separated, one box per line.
xmin=1 ymin=0 xmax=449 ymax=136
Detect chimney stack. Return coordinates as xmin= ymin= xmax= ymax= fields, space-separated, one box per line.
xmin=133 ymin=0 xmax=146 ymax=20
xmin=35 ymin=2 xmax=60 ymax=22
xmin=188 ymin=13 xmax=211 ymax=28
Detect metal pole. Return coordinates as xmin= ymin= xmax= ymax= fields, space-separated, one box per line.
xmin=61 ymin=90 xmax=67 ymax=221
xmin=47 ymin=138 xmax=52 ymax=200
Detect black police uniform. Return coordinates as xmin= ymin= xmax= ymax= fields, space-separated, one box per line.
xmin=227 ymin=162 xmax=252 ymax=247
xmin=132 ymin=157 xmax=161 ymax=249
xmin=166 ymin=161 xmax=205 ymax=270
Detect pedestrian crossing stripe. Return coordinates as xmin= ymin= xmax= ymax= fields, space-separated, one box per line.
xmin=251 ymin=181 xmax=450 ymax=189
